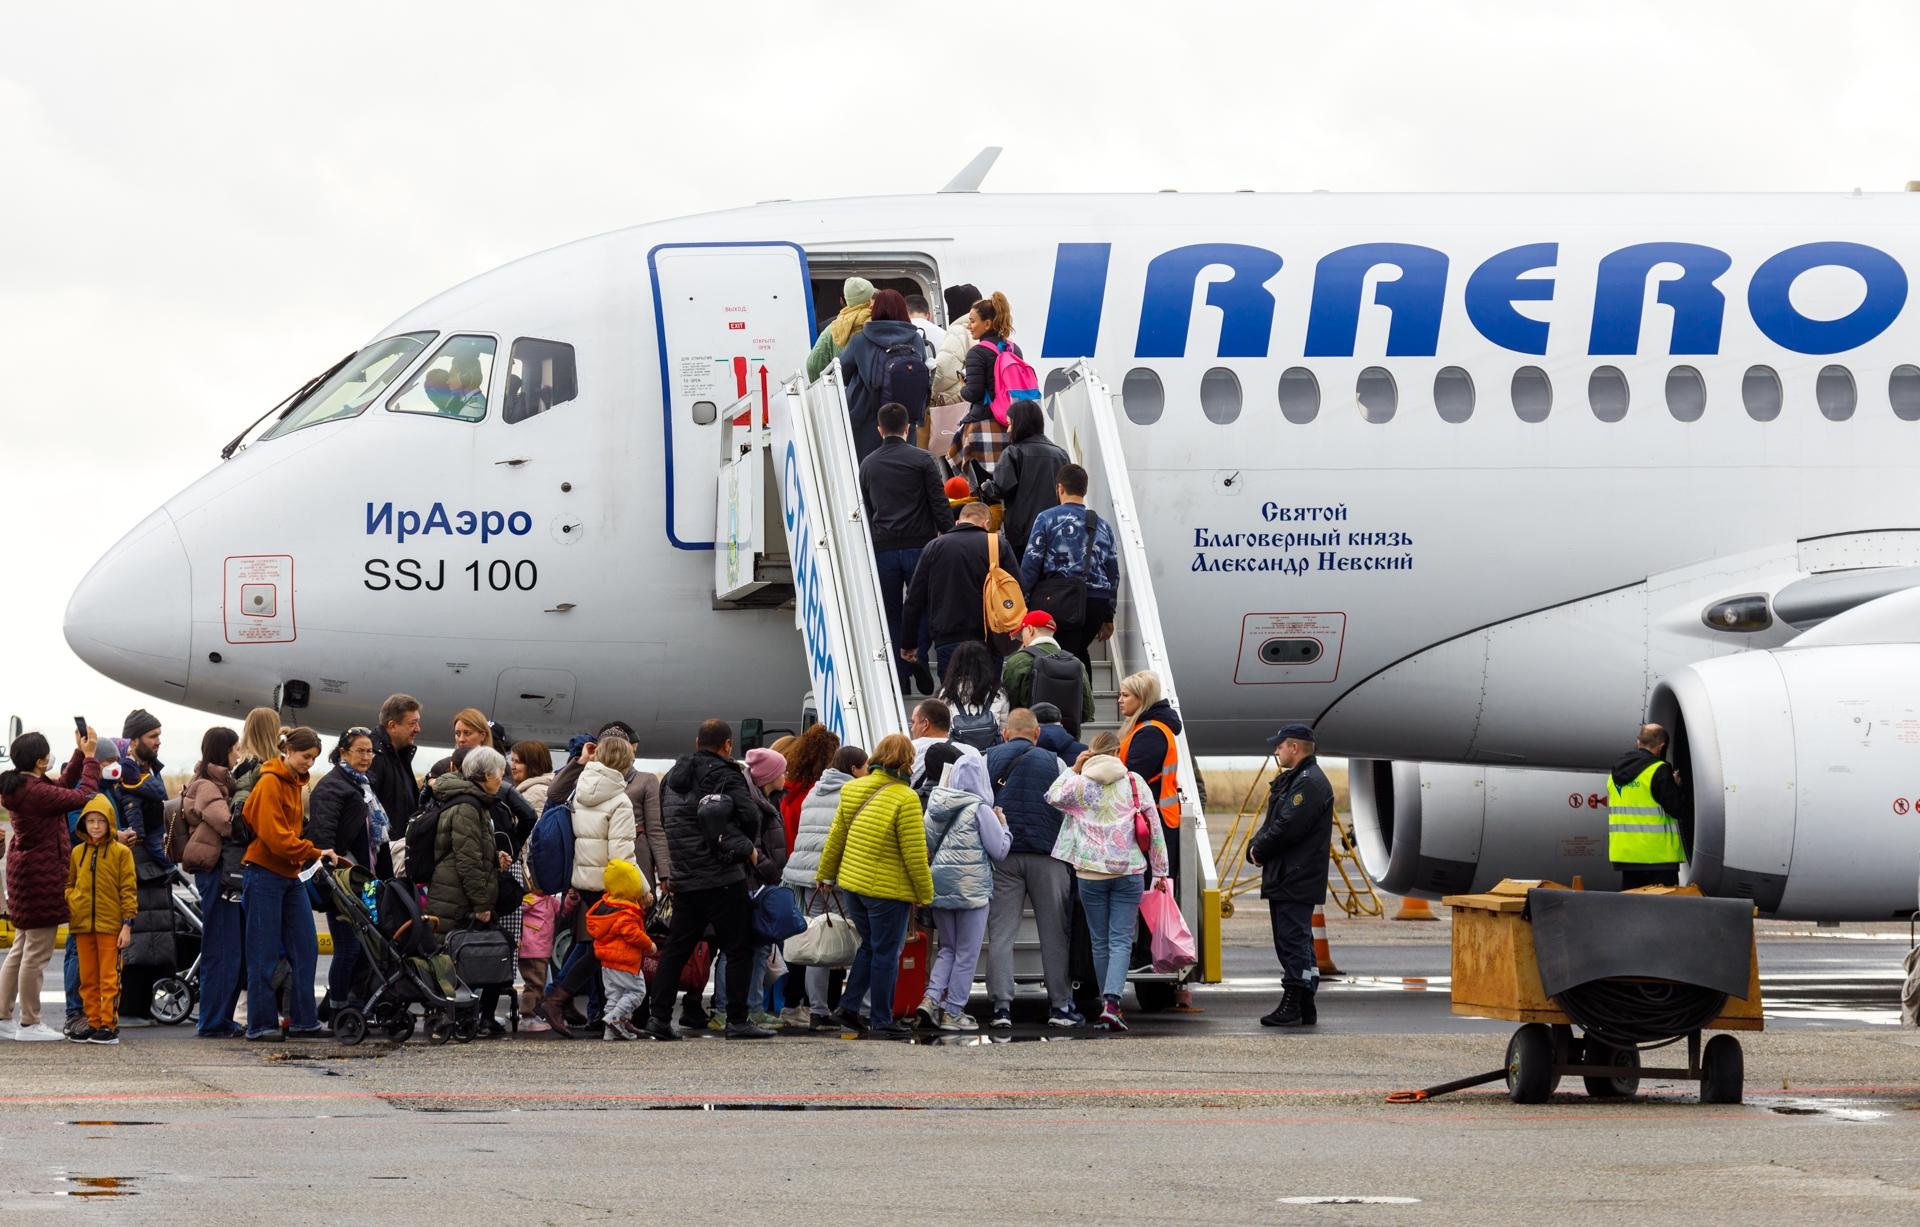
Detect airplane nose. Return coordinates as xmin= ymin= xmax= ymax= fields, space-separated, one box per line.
xmin=64 ymin=508 xmax=193 ymax=700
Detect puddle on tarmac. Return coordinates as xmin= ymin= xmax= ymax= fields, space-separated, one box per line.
xmin=1768 ymin=1099 xmax=1890 ymax=1122
xmin=903 ymin=1033 xmax=1089 ymax=1047
xmin=56 ymin=1175 xmax=139 ymax=1199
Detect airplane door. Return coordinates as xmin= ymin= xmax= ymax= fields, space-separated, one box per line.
xmin=649 ymin=243 xmax=815 ymax=549
xmin=493 ymin=667 xmax=577 ymax=739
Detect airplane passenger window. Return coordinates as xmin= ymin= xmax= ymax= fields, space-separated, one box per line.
xmin=504 ymin=338 xmax=578 ymax=425
xmin=1278 ymin=367 xmax=1320 ymax=424
xmin=388 ymin=335 xmax=497 ymax=422
xmin=1043 ymin=368 xmax=1073 ymax=400
xmin=1741 ymin=365 xmax=1782 ymax=422
xmin=1357 ymin=367 xmax=1396 ymax=423
xmin=1816 ymin=365 xmax=1856 ymax=421
xmin=1588 ymin=366 xmax=1629 ymax=422
xmin=1200 ymin=367 xmax=1242 ymax=424
xmin=1891 ymin=365 xmax=1920 ymax=421
xmin=262 ymin=332 xmax=436 ymax=440
xmin=1434 ymin=366 xmax=1474 ymax=423
xmin=1122 ymin=368 xmax=1165 ymax=425
xmin=1666 ymin=365 xmax=1706 ymax=422
xmin=1511 ymin=366 xmax=1552 ymax=423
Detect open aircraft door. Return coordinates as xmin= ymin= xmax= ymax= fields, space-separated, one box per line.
xmin=649 ymin=243 xmax=815 ymax=550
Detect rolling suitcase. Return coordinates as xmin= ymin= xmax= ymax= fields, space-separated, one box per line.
xmin=891 ymin=926 xmax=932 ymax=1020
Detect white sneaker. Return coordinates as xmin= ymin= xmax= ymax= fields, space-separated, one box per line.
xmin=938 ymin=1008 xmax=978 ymax=1032
xmin=0 ymin=1019 xmax=17 ymax=1038
xmin=14 ymin=1022 xmax=65 ymax=1042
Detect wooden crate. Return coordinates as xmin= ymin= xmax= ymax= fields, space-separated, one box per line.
xmin=1444 ymin=880 xmax=1761 ymax=1032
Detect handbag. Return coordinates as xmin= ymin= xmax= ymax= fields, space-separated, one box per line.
xmin=446 ymin=925 xmax=514 ymax=988
xmin=1028 ymin=508 xmax=1097 ymax=625
xmin=1130 ymin=776 xmax=1153 ymax=856
xmin=750 ymin=883 xmax=808 ymax=945
xmin=783 ymin=887 xmax=860 ymax=968
xmin=1139 ymin=878 xmax=1197 ymax=973
xmin=493 ymin=866 xmax=526 ymax=917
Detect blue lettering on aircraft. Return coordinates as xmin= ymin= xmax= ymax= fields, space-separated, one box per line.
xmin=781 ymin=442 xmax=844 ymax=742
xmin=1036 ymin=238 xmax=1908 ymax=361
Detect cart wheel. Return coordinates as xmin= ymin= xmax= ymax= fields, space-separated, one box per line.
xmin=1700 ymin=1035 xmax=1744 ymax=1105
xmin=427 ymin=1018 xmax=454 ymax=1046
xmin=333 ymin=1007 xmax=368 ymax=1047
xmin=149 ymin=977 xmax=195 ymax=1026
xmin=1132 ymin=980 xmax=1179 ymax=1013
xmin=1505 ymin=1024 xmax=1558 ymax=1104
xmin=1582 ymin=1039 xmax=1642 ymax=1098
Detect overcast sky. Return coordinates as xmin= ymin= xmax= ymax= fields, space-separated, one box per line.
xmin=3 ymin=0 xmax=1917 ymax=760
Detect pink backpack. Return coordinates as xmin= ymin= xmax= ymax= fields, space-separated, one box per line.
xmin=976 ymin=340 xmax=1041 ymax=426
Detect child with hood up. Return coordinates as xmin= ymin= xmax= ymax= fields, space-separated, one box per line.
xmin=65 ymin=795 xmax=138 ymax=1044
xmin=583 ymin=859 xmax=655 ymax=1041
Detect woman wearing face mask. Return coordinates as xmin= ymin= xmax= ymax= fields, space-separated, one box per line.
xmin=240 ymin=727 xmax=342 ymax=1042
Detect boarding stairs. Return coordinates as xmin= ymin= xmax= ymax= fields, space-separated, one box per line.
xmin=713 ymin=361 xmax=1221 ymax=988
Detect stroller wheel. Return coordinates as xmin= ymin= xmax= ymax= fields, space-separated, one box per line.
xmin=333 ymin=1008 xmax=368 ymax=1046
xmin=150 ymin=977 xmax=195 ymax=1027
xmin=387 ymin=1013 xmax=417 ymax=1044
xmin=453 ymin=1017 xmax=477 ymax=1044
xmin=427 ymin=1018 xmax=455 ymax=1046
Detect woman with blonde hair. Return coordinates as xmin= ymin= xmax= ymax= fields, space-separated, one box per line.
xmin=419 ymin=707 xmax=492 ymax=802
xmin=241 ymin=727 xmax=340 ymax=1040
xmin=815 ymin=733 xmax=934 ymax=1037
xmin=228 ymin=707 xmax=281 ymax=817
xmin=1116 ymin=669 xmax=1190 ymax=1006
xmin=948 ymin=291 xmax=1023 ymax=479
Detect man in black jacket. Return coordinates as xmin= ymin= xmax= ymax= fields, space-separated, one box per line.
xmin=367 ymin=694 xmax=423 ymax=876
xmin=645 ymin=719 xmax=772 ymax=1041
xmin=902 ymin=501 xmax=1023 ymax=679
xmin=861 ymin=401 xmax=953 ymax=696
xmin=1247 ymin=723 xmax=1334 ymax=1029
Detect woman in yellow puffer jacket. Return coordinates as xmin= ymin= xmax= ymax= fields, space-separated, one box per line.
xmin=816 ymin=733 xmax=933 ymax=1036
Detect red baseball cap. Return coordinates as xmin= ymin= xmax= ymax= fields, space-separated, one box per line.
xmin=1020 ymin=610 xmax=1056 ymax=631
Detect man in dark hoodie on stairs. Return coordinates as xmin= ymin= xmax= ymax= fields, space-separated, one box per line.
xmin=645 ymin=719 xmax=772 ymax=1041
xmin=1606 ymin=723 xmax=1692 ymax=889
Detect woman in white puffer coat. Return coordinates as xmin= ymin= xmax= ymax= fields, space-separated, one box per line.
xmin=569 ymin=737 xmax=636 ymax=894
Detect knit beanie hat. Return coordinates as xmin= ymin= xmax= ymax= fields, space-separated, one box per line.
xmin=122 ymin=708 xmax=160 ymax=741
xmin=843 ymin=277 xmax=875 ymax=307
xmin=944 ymin=283 xmax=981 ymax=321
xmin=745 ymin=747 xmax=787 ymax=791
xmin=95 ymin=736 xmax=124 ymax=782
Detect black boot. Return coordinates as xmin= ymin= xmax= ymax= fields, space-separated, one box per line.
xmin=1261 ymin=987 xmax=1316 ymax=1028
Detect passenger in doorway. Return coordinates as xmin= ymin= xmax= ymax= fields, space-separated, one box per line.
xmin=908 ymin=699 xmax=954 ymax=789
xmin=1002 ymin=611 xmax=1095 ymax=738
xmin=1247 ymin=724 xmax=1334 ymax=1029
xmin=915 ymin=742 xmax=1008 ymax=1032
xmin=929 ymin=283 xmax=981 ymax=456
xmin=783 ymin=743 xmax=865 ymax=1028
xmin=1020 ymin=463 xmax=1120 ymax=675
xmin=861 ymin=401 xmax=954 ymax=696
xmin=981 ymin=402 xmax=1069 ymax=560
xmin=949 ymin=292 xmax=1022 ymax=480
xmin=1607 ymin=723 xmax=1692 ymax=889
xmin=936 ymin=640 xmax=1010 ymax=753
xmin=840 ymin=290 xmax=934 ymax=462
xmin=1029 ymin=703 xmax=1089 ymax=766
xmin=369 ymin=694 xmax=424 ymax=866
xmin=901 ymin=501 xmax=1023 ymax=680
xmin=805 ymin=276 xmax=875 ymax=381
xmin=907 ymin=294 xmax=944 ymax=369
xmin=983 ymin=708 xmax=1078 ymax=1029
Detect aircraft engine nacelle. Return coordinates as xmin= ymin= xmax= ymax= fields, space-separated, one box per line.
xmin=1349 ymin=760 xmax=1621 ymax=899
xmin=1650 ymin=644 xmax=1920 ymax=920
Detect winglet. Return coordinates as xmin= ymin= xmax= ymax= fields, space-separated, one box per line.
xmin=940 ymin=147 xmax=1003 ymax=194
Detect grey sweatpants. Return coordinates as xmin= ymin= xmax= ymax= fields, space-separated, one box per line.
xmin=602 ymin=967 xmax=646 ymax=1023
xmin=984 ymin=852 xmax=1072 ymax=1009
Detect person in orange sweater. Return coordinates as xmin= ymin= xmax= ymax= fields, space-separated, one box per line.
xmin=65 ymin=796 xmax=137 ymax=1045
xmin=584 ymin=858 xmax=655 ymax=1041
xmin=239 ymin=727 xmax=342 ymax=1042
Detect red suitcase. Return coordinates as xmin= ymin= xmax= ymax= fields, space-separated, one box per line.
xmin=892 ymin=926 xmax=932 ymax=1019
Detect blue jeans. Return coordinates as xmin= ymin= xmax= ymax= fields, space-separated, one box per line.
xmin=325 ymin=913 xmax=362 ymax=1010
xmin=876 ymin=547 xmax=932 ymax=683
xmin=242 ymin=864 xmax=319 ymax=1036
xmin=711 ymin=943 xmax=772 ymax=1014
xmin=1078 ymin=873 xmax=1144 ymax=1001
xmin=64 ymin=933 xmax=82 ymax=1020
xmin=195 ymin=870 xmax=247 ymax=1035
xmin=842 ymin=892 xmax=911 ymax=1026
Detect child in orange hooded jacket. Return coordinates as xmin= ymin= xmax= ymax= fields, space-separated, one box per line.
xmin=583 ymin=858 xmax=655 ymax=1041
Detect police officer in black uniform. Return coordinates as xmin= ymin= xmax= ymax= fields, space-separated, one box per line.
xmin=1247 ymin=723 xmax=1334 ymax=1028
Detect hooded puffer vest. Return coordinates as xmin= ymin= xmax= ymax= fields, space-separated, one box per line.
xmin=923 ymin=785 xmax=991 ymax=910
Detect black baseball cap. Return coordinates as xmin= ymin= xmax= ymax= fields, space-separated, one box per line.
xmin=1266 ymin=723 xmax=1316 ymax=750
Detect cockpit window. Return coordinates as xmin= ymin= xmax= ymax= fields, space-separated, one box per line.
xmin=261 ymin=333 xmax=435 ymax=439
xmin=387 ymin=335 xmax=497 ymax=422
xmin=504 ymin=337 xmax=578 ymax=424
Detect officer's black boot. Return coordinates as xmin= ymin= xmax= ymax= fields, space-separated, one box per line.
xmin=1260 ymin=988 xmax=1300 ymax=1027
xmin=1296 ymin=988 xmax=1318 ymax=1026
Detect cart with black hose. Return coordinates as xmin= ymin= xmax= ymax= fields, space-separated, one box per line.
xmin=1388 ymin=882 xmax=1760 ymax=1105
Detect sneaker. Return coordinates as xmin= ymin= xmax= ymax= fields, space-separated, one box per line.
xmin=989 ymin=1005 xmax=1013 ymax=1029
xmin=287 ymin=1026 xmax=332 ymax=1041
xmin=246 ymin=1030 xmax=286 ymax=1043
xmin=0 ymin=1018 xmax=16 ymax=1038
xmin=748 ymin=1011 xmax=785 ymax=1029
xmin=938 ymin=1008 xmax=978 ymax=1032
xmin=86 ymin=1028 xmax=120 ymax=1045
xmin=1097 ymin=998 xmax=1128 ymax=1033
xmin=641 ymin=1018 xmax=680 ymax=1042
xmin=705 ymin=1013 xmax=727 ymax=1032
xmin=64 ymin=1014 xmax=90 ymax=1040
xmin=1047 ymin=1006 xmax=1082 ymax=1029
xmin=725 ymin=1020 xmax=774 ymax=1040
xmin=867 ymin=1019 xmax=913 ymax=1040
xmin=914 ymin=996 xmax=940 ymax=1028
xmin=601 ymin=1023 xmax=629 ymax=1041
xmin=779 ymin=1005 xmax=812 ymax=1028
xmin=14 ymin=1023 xmax=66 ymax=1042
xmin=67 ymin=1025 xmax=96 ymax=1043
xmin=521 ymin=1015 xmax=551 ymax=1034
xmin=808 ymin=1012 xmax=835 ymax=1031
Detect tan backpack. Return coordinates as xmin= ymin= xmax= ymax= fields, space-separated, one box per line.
xmin=983 ymin=532 xmax=1028 ymax=636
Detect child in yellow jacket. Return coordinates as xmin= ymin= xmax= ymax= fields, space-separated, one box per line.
xmin=66 ymin=796 xmax=137 ymax=1044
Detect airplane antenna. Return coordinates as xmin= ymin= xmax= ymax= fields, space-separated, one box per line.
xmin=940 ymin=147 xmax=1003 ymax=194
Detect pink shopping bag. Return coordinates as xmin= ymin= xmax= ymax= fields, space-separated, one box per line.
xmin=1139 ymin=878 xmax=1197 ymax=973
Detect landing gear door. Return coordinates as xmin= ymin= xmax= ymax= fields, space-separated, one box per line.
xmin=649 ymin=243 xmax=816 ymax=550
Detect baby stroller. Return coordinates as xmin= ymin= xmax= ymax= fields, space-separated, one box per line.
xmin=148 ymin=868 xmax=205 ymax=1026
xmin=314 ymin=864 xmax=478 ymax=1045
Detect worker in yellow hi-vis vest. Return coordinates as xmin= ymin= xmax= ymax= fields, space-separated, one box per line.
xmin=1606 ymin=723 xmax=1692 ymax=889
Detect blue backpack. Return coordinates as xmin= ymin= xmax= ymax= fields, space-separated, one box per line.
xmin=525 ymin=797 xmax=576 ymax=896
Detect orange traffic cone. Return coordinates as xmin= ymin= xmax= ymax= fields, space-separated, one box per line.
xmin=1392 ymin=895 xmax=1439 ymax=922
xmin=1312 ymin=906 xmax=1342 ymax=976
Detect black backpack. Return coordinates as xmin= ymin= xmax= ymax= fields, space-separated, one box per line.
xmin=1027 ymin=648 xmax=1086 ymax=738
xmin=404 ymin=795 xmax=451 ymax=888
xmin=949 ymin=702 xmax=1001 ymax=752
xmin=877 ymin=341 xmax=932 ymax=418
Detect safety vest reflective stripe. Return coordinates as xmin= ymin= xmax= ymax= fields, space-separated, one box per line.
xmin=1118 ymin=718 xmax=1182 ymax=828
xmin=1605 ymin=760 xmax=1684 ymax=865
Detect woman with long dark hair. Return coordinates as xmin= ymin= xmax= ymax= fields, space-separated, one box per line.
xmin=981 ymin=400 xmax=1068 ymax=559
xmin=935 ymin=639 xmax=1010 ymax=751
xmin=307 ymin=726 xmax=386 ymax=1017
xmin=0 ymin=727 xmax=101 ymax=1041
xmin=179 ymin=726 xmax=247 ymax=1036
xmin=778 ymin=724 xmax=841 ymax=854
xmin=838 ymin=288 xmax=932 ymax=462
